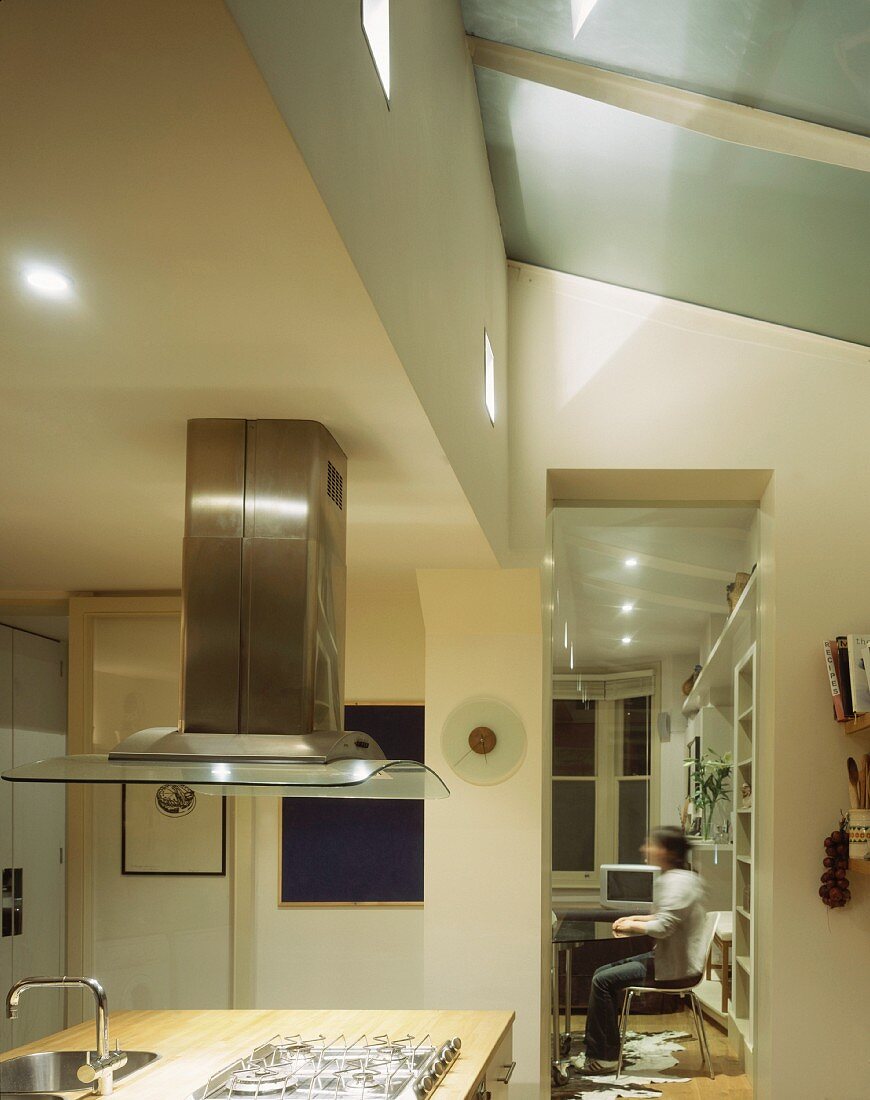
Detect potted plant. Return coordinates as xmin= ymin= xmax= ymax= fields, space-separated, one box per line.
xmin=686 ymin=749 xmax=733 ymax=840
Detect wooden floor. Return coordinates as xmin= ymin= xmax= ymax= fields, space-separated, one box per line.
xmin=557 ymin=1008 xmax=753 ymax=1099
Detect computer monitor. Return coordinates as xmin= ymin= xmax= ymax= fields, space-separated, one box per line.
xmin=599 ymin=863 xmax=660 ymax=912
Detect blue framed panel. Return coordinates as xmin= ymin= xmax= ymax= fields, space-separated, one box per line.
xmin=279 ymin=705 xmax=424 ymax=905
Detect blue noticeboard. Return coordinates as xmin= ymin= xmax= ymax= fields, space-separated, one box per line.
xmin=279 ymin=705 xmax=424 ymax=905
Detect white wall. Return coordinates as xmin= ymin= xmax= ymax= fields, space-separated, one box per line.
xmin=226 ymin=0 xmax=511 ymax=560
xmin=509 ymin=262 xmax=870 ymax=1099
xmin=418 ymin=570 xmax=545 ymax=1100
xmin=90 ymin=617 xmax=232 ymax=1012
xmin=251 ymin=798 xmax=424 ymax=1009
xmin=659 ymin=654 xmax=695 ymax=829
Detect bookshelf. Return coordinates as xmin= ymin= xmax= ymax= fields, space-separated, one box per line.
xmin=729 ymin=643 xmax=756 ymax=1069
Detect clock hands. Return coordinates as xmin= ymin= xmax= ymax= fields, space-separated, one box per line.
xmin=453 ymin=727 xmax=495 ymax=769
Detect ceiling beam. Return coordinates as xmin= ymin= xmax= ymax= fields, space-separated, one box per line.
xmin=467 ymin=36 xmax=870 ymax=175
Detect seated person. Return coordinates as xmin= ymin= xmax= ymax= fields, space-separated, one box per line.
xmin=578 ymin=827 xmax=707 ymax=1074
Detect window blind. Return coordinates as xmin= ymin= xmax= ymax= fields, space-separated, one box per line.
xmin=553 ymin=671 xmax=655 ymax=701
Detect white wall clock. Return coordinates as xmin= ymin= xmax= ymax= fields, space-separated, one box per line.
xmin=441 ymin=697 xmax=527 ymax=785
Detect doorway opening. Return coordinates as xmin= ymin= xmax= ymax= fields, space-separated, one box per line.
xmin=548 ymin=503 xmax=759 ymax=1097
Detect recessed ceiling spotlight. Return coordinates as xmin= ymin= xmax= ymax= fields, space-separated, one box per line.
xmin=22 ymin=264 xmax=73 ymax=299
xmin=621 ymin=636 xmax=632 ymax=645
xmin=621 ymin=602 xmax=635 ymax=613
xmin=563 ymin=621 xmax=568 ymax=649
xmin=569 ymin=642 xmax=574 ymax=670
xmin=624 ymin=557 xmax=638 ymax=568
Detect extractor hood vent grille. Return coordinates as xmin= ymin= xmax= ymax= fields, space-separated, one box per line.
xmin=327 ymin=460 xmax=343 ymax=510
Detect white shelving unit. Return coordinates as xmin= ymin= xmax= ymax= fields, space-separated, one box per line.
xmin=729 ymin=642 xmax=757 ymax=1072
xmin=682 ymin=570 xmax=757 ymax=717
xmin=679 ymin=569 xmax=758 ymax=1079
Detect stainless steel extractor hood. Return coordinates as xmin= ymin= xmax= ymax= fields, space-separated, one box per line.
xmin=2 ymin=419 xmax=448 ymax=799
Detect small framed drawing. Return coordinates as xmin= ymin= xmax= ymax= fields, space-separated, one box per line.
xmin=122 ymin=783 xmax=226 ymax=876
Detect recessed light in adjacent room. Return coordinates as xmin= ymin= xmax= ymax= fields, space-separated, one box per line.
xmin=621 ymin=602 xmax=635 ymax=612
xmin=624 ymin=557 xmax=638 ymax=568
xmin=22 ymin=263 xmax=73 ymax=299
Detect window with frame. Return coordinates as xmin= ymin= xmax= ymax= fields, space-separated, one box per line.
xmin=552 ymin=673 xmax=657 ymax=888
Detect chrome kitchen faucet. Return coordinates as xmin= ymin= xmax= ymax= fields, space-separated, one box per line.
xmin=5 ymin=976 xmax=128 ymax=1095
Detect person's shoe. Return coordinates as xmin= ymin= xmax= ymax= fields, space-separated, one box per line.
xmin=575 ymin=1055 xmax=618 ymax=1075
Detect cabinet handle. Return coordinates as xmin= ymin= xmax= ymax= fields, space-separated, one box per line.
xmin=12 ymin=867 xmax=23 ymax=935
xmin=1 ymin=867 xmax=11 ymax=937
xmin=497 ymin=1062 xmax=516 ymax=1084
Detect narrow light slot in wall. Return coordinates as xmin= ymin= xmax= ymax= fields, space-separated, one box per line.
xmin=571 ymin=0 xmax=600 ymax=37
xmin=484 ymin=329 xmax=495 ymax=425
xmin=362 ymin=0 xmax=391 ymax=102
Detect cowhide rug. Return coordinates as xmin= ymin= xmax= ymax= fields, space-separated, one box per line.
xmin=559 ymin=1030 xmax=693 ymax=1099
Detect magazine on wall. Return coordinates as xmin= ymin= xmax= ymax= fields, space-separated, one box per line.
xmin=824 ymin=639 xmax=847 ymax=721
xmin=847 ymin=634 xmax=870 ymax=715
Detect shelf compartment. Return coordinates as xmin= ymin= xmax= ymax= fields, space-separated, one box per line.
xmin=849 ymin=859 xmax=870 ymax=875
xmin=736 ymin=955 xmax=751 ymax=974
xmin=736 ymin=855 xmax=752 ymax=865
xmin=736 ymin=906 xmax=752 ymax=921
xmin=845 ymin=713 xmax=870 ymax=735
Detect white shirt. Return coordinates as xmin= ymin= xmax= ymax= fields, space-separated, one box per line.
xmin=644 ymin=868 xmax=707 ymax=981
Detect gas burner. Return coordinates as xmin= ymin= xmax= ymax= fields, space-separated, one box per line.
xmin=229 ymin=1066 xmax=298 ymax=1097
xmin=348 ymin=1072 xmax=381 ymax=1087
xmin=189 ymin=1032 xmax=461 ymax=1100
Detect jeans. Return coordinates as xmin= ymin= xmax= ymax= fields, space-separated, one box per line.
xmin=584 ymin=951 xmax=655 ymax=1061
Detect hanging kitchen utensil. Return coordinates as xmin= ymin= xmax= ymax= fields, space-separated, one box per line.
xmin=847 ymin=757 xmax=860 ymax=810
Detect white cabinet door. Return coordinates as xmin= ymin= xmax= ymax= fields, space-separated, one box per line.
xmin=10 ymin=630 xmax=67 ymax=1048
xmin=485 ymin=1028 xmax=514 ymax=1100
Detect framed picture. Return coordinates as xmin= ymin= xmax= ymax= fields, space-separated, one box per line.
xmin=121 ymin=783 xmax=226 ymax=876
xmin=279 ymin=704 xmax=423 ymax=906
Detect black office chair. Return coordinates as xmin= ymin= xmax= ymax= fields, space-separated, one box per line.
xmin=615 ymin=911 xmax=719 ymax=1081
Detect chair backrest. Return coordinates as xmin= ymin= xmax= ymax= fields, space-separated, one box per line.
xmin=700 ymin=910 xmax=721 ymax=973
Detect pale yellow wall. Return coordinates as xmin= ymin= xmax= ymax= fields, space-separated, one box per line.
xmin=345 ymin=578 xmax=425 ymax=702
xmin=509 ymin=262 xmax=870 ymax=1100
xmin=418 ymin=569 xmax=545 ymax=1100
xmin=226 ymin=0 xmax=510 ymax=560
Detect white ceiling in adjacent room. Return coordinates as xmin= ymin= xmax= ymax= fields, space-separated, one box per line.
xmin=552 ymin=505 xmax=757 ymax=673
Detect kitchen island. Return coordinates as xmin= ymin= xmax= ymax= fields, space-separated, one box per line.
xmin=0 ymin=1008 xmax=515 ymax=1100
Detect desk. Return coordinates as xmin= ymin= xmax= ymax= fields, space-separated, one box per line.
xmin=551 ymin=917 xmax=627 ymax=1062
xmin=551 ymin=915 xmax=653 ymax=1068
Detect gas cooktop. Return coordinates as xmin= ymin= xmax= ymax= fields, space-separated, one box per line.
xmin=187 ymin=1032 xmax=462 ymax=1100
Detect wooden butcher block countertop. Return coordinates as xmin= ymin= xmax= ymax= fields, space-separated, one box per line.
xmin=0 ymin=1008 xmax=515 ymax=1100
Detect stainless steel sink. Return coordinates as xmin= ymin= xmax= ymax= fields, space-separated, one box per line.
xmin=0 ymin=1050 xmax=159 ymax=1096
xmin=3 ymin=1095 xmax=64 ymax=1100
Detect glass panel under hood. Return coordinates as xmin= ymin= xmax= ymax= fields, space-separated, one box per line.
xmin=1 ymin=755 xmax=449 ymax=798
